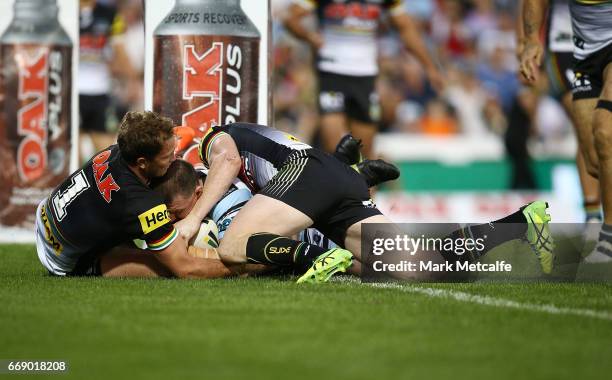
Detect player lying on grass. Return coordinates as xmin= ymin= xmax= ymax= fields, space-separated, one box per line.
xmin=150 ymin=159 xmax=556 ymax=279
xmin=173 ymin=123 xmax=555 ymax=283
xmin=101 ymin=134 xmax=398 ymax=278
xmin=95 ymin=151 xmax=556 ymax=280
xmin=33 ymin=124 xmax=396 ymax=279
xmin=33 ymin=111 xmax=238 ymax=278
xmin=157 ymin=146 xmax=388 ymax=277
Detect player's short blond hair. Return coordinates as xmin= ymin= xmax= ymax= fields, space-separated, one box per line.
xmin=117 ymin=111 xmax=175 ymax=164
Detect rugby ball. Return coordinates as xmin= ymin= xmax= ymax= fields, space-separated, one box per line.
xmin=191 ymin=218 xmax=220 ymax=249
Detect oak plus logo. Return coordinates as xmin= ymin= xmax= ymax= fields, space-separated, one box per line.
xmin=182 ymin=42 xmax=243 ymax=135
xmin=16 ymin=48 xmax=49 ymax=182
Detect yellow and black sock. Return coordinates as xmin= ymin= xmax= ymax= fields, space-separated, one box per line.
xmin=246 ymin=233 xmax=328 ymax=273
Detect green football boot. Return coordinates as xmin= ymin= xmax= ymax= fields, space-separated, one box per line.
xmin=296 ymin=248 xmax=353 ymax=284
xmin=522 ymin=201 xmax=554 ymax=274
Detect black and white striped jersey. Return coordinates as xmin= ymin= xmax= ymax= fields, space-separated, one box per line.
xmin=547 ymin=0 xmax=573 ymax=53
xmin=570 ymin=0 xmax=612 ymax=60
xmin=198 ymin=123 xmax=311 ymax=192
xmin=293 ymin=0 xmax=405 ymax=76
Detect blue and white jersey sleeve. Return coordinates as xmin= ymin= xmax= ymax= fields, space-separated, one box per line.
xmin=210 ymin=186 xmax=253 ymax=239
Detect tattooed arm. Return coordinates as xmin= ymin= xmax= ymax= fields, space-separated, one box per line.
xmin=519 ymin=0 xmax=549 ymax=84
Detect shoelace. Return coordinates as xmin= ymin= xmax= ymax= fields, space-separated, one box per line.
xmin=527 ymin=214 xmax=554 ymax=257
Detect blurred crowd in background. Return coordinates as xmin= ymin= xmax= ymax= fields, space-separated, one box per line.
xmin=78 ymin=0 xmax=143 ymax=159
xmin=272 ymin=0 xmax=573 ymax=154
xmin=83 ymin=0 xmax=574 ymax=162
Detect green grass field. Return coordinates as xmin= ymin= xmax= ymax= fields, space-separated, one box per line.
xmin=1 ymin=243 xmax=611 ymax=380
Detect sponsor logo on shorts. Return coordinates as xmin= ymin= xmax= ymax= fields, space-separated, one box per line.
xmin=138 ymin=204 xmax=171 ymax=234
xmin=571 ymin=72 xmax=592 ymax=93
xmin=362 ymin=199 xmax=376 ymax=209
xmin=319 ymin=91 xmax=345 ymax=112
xmin=41 ymin=205 xmax=63 ymax=255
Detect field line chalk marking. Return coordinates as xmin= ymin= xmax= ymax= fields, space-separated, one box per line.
xmin=346 ymin=280 xmax=612 ymax=321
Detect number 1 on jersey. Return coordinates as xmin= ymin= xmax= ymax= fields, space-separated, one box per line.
xmin=52 ymin=170 xmax=90 ymax=221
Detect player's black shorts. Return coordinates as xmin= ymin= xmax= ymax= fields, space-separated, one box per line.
xmin=260 ymin=149 xmax=382 ymax=246
xmin=545 ymin=52 xmax=574 ymax=99
xmin=317 ymin=71 xmax=380 ymax=124
xmin=80 ymin=94 xmax=110 ymax=133
xmin=572 ymin=43 xmax=612 ymax=100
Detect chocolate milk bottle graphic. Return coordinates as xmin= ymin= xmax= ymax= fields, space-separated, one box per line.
xmin=153 ymin=0 xmax=260 ymax=165
xmin=0 ymin=0 xmax=72 ymax=227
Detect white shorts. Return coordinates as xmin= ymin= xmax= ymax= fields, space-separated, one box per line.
xmin=35 ymin=199 xmax=74 ymax=276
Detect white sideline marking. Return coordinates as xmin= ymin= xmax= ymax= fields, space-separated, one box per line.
xmin=365 ymin=282 xmax=612 ymax=322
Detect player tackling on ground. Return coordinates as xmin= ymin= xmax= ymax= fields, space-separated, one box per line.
xmin=175 ymin=123 xmax=555 ymax=282
xmin=34 ymin=111 xmax=230 ymax=278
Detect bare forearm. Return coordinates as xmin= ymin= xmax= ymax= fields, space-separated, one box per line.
xmin=190 ymin=154 xmax=240 ymax=222
xmin=151 ymin=235 xmax=231 ymax=279
xmin=187 ymin=247 xmax=270 ymax=277
xmin=158 ymin=247 xmax=233 ymax=279
xmin=179 ymin=257 xmax=233 ymax=279
xmin=519 ymin=0 xmax=547 ymax=83
xmin=523 ymin=0 xmax=549 ymax=41
xmin=187 ymin=246 xmax=274 ymax=277
xmin=228 ymin=263 xmax=273 ymax=277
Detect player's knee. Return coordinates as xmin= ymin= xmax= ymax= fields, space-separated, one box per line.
xmin=601 ymin=71 xmax=612 ymax=98
xmin=581 ymin=143 xmax=600 ymax=174
xmin=217 ymin=235 xmax=248 ymax=264
xmin=585 ymin=160 xmax=600 ymax=178
xmin=585 ymin=147 xmax=600 ymax=177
